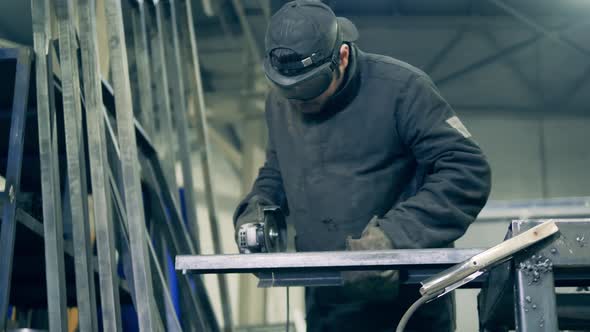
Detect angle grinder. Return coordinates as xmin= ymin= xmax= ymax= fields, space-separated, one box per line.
xmin=237 ymin=205 xmax=288 ymax=253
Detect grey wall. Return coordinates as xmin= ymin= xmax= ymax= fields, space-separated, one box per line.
xmin=461 ymin=113 xmax=590 ymax=200
xmin=453 ymin=112 xmax=590 ymax=331
xmin=352 ymin=17 xmax=590 ymax=114
xmin=349 ymin=16 xmax=590 ymax=332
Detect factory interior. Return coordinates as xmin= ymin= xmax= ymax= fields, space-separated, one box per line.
xmin=0 ymin=0 xmax=589 ymax=331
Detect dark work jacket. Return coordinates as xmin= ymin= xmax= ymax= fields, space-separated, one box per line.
xmin=235 ymin=45 xmax=492 ymax=331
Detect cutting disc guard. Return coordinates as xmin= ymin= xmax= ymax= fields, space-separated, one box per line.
xmin=262 ymin=205 xmax=288 ymax=252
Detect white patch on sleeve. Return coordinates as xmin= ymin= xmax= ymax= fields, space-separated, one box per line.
xmin=446 ymin=116 xmax=472 ymax=138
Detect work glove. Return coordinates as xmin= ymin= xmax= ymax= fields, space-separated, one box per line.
xmin=342 ymin=216 xmax=400 ymax=301
xmin=234 ymin=195 xmax=273 ymax=251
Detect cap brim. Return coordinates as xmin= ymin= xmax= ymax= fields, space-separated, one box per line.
xmin=263 ymin=56 xmax=330 ymax=88
xmin=263 ymin=57 xmax=334 ymax=100
xmin=337 ymin=17 xmax=359 ymax=42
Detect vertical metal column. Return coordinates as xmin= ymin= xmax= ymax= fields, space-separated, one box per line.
xmin=182 ymin=0 xmax=234 ymax=329
xmin=104 ymin=157 xmax=180 ymax=332
xmin=102 ymin=0 xmax=156 ymax=330
xmin=150 ymin=204 xmax=176 ymax=331
xmin=145 ymin=227 xmax=183 ymax=332
xmin=131 ymin=1 xmax=156 ymax=138
xmin=235 ymin=8 xmax=268 ymax=321
xmin=144 ymin=164 xmax=209 ymax=331
xmin=54 ymin=1 xmax=99 ymax=330
xmin=163 ymin=0 xmax=201 ymax=247
xmin=512 ymin=221 xmax=559 ymax=332
xmin=148 ymin=198 xmax=197 ymax=332
xmin=148 ymin=1 xmax=176 ymax=191
xmin=31 ymin=1 xmax=68 ymax=330
xmin=77 ymin=0 xmax=122 ymax=330
xmin=0 ymin=48 xmax=31 ymax=330
xmin=231 ymin=0 xmax=262 ymax=61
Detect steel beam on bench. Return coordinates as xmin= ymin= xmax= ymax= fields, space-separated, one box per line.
xmin=176 ymin=249 xmax=485 ymax=274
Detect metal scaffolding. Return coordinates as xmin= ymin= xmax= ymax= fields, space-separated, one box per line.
xmin=0 ymin=0 xmax=230 ymax=330
xmin=0 ymin=47 xmax=32 ymax=331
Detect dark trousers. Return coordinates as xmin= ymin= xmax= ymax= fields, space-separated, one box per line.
xmin=305 ymin=285 xmax=455 ymax=332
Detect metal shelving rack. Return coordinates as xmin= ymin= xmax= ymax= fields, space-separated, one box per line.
xmin=0 ymin=0 xmax=231 ymax=331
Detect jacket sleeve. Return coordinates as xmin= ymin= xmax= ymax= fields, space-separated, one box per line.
xmin=233 ymin=97 xmax=289 ymax=224
xmin=379 ymin=75 xmax=492 ymax=249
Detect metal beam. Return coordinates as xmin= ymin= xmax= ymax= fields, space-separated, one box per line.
xmin=54 ymin=1 xmax=99 ymax=329
xmin=232 ymin=0 xmax=262 ymax=61
xmin=78 ymin=0 xmax=122 ymax=330
xmin=435 ymin=33 xmax=541 ymax=87
xmin=479 ymin=197 xmax=590 ymax=221
xmin=163 ymin=0 xmax=201 ymax=247
xmin=0 ymin=47 xmax=31 ymax=330
xmin=479 ymin=29 xmax=545 ymax=103
xmin=143 ymin=165 xmax=212 ymax=331
xmin=434 ymin=21 xmax=589 ymax=87
xmin=108 ymin=169 xmax=182 ymax=332
xmin=549 ymin=63 xmax=590 ymax=109
xmin=148 ymin=1 xmax=177 ymax=191
xmin=12 ymin=208 xmax=130 ymax=293
xmin=131 ymin=1 xmax=156 ymax=138
xmin=423 ymin=28 xmax=466 ymax=75
xmin=258 ymin=0 xmax=271 ymax=21
xmin=148 ymin=189 xmax=199 ymax=332
xmin=16 ymin=208 xmax=44 ymax=236
xmin=182 ymin=0 xmax=234 ymax=329
xmin=102 ymin=0 xmax=156 ymax=330
xmin=176 ymin=249 xmax=485 ymax=273
xmin=237 ymin=34 xmax=269 ymax=326
xmin=211 ymin=0 xmax=237 ymax=46
xmin=103 ymin=94 xmax=216 ymax=331
xmin=208 ymin=126 xmax=242 ymax=172
xmin=512 ymin=220 xmax=558 ymax=332
xmin=144 ymin=226 xmax=183 ymax=332
xmin=487 ymin=0 xmax=590 ymax=59
xmin=31 ymin=1 xmax=68 ymax=330
xmin=110 ymin=187 xmax=166 ymax=332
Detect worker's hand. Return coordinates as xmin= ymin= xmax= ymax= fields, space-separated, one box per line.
xmin=234 ymin=195 xmax=273 ymax=251
xmin=342 ymin=216 xmax=400 ymax=301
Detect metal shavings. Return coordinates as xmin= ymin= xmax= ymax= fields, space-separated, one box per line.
xmin=518 ymin=254 xmax=553 ymax=284
xmin=576 ymin=235 xmax=586 ymax=247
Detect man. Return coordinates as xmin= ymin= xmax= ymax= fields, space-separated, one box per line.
xmin=233 ymin=1 xmax=492 ymax=331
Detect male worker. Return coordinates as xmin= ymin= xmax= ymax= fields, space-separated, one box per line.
xmin=233 ymin=1 xmax=492 ymax=331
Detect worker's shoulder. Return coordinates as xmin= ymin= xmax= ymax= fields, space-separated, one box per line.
xmin=360 ymin=51 xmax=429 ymax=84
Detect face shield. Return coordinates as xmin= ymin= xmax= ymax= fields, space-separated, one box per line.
xmin=263 ymin=58 xmax=336 ymax=101
xmin=263 ymin=31 xmax=342 ymax=101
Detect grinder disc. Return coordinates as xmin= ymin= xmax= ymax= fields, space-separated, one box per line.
xmin=262 ymin=205 xmax=288 ymax=252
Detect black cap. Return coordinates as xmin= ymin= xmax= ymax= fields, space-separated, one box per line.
xmin=265 ymin=0 xmax=359 ymax=62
